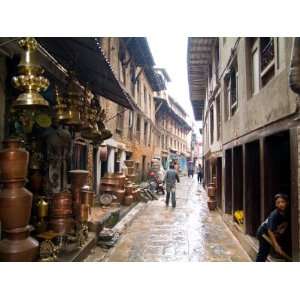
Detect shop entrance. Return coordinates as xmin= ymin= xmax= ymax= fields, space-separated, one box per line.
xmin=233 ymin=146 xmax=244 ymax=218
xmin=224 ymin=149 xmax=232 ymax=214
xmin=264 ymin=131 xmax=291 ymax=255
xmin=216 ymin=157 xmax=222 ymax=210
xmin=245 ymin=140 xmax=261 ymax=236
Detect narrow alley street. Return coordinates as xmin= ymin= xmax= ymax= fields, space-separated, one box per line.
xmin=86 ymin=176 xmax=250 ymax=262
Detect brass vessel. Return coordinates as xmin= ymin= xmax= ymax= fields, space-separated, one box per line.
xmin=36 ymin=196 xmax=49 ymax=219
xmin=11 ymin=38 xmax=49 ymax=108
xmin=0 ymin=139 xmax=29 ymax=181
xmin=54 ymin=86 xmax=70 ymax=122
xmin=63 ymin=78 xmax=82 ymax=128
xmin=49 ymin=191 xmax=74 ymax=234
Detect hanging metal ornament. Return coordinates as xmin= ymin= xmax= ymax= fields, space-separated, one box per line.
xmin=54 ymin=86 xmax=70 ymax=123
xmin=11 ymin=37 xmax=49 ymax=108
xmin=63 ymin=77 xmax=82 ymax=129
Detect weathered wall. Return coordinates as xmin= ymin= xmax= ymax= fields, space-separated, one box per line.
xmin=221 ymin=38 xmax=297 ymax=145
xmin=0 ymin=57 xmax=7 ymax=144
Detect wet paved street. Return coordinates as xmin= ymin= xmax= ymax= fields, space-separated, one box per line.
xmin=87 ymin=176 xmax=251 ymax=262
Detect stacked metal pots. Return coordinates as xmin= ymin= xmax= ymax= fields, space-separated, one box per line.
xmin=69 ymin=170 xmax=93 ymax=223
xmin=124 ymin=160 xmax=139 ymax=205
xmin=0 ymin=139 xmax=39 ymax=261
xmin=100 ymin=172 xmax=126 ymax=204
xmin=49 ymin=191 xmax=74 ymax=234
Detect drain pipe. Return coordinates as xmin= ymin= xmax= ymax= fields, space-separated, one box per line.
xmin=289 ymin=37 xmax=300 ymax=94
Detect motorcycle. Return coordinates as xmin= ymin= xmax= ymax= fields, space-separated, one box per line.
xmin=148 ymin=171 xmax=165 ymax=195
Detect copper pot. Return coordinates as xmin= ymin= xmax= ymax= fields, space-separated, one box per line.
xmin=100 ymin=178 xmax=119 ymax=187
xmin=0 ymin=139 xmax=29 ymax=181
xmin=69 ymin=170 xmax=89 ymax=190
xmin=69 ymin=170 xmax=89 ymax=207
xmin=0 ymin=181 xmax=32 ymax=230
xmin=81 ymin=187 xmax=94 ymax=207
xmin=0 ymin=226 xmax=39 ymax=262
xmin=207 ymin=183 xmax=216 ymax=198
xmin=123 ymin=195 xmax=133 ymax=206
xmin=114 ymin=172 xmax=126 ymax=187
xmin=103 ymin=172 xmax=115 ymax=179
xmin=79 ymin=204 xmax=89 ymax=222
xmin=125 ymin=184 xmax=134 ymax=195
xmin=100 ymin=185 xmax=115 ymax=193
xmin=113 ymin=189 xmax=125 ymax=203
xmin=124 ymin=160 xmax=134 ymax=168
xmin=49 ymin=217 xmax=74 ymax=234
xmin=50 ymin=191 xmax=73 ymax=218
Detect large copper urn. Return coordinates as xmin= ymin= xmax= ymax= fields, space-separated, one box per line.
xmin=69 ymin=170 xmax=89 ymax=221
xmin=49 ymin=191 xmax=74 ymax=234
xmin=0 ymin=139 xmax=39 ymax=261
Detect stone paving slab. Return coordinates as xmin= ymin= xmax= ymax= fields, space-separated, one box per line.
xmin=86 ymin=176 xmax=251 ymax=262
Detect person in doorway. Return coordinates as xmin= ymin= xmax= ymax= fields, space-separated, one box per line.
xmin=197 ymin=164 xmax=203 ymax=183
xmin=256 ymin=193 xmax=289 ymax=262
xmin=164 ymin=164 xmax=180 ymax=208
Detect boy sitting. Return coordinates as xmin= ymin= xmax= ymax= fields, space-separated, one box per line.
xmin=256 ymin=193 xmax=289 ymax=262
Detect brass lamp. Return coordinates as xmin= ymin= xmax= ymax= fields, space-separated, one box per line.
xmin=11 ymin=37 xmax=49 ymax=108
xmin=54 ymin=86 xmax=70 ymax=122
xmin=80 ymin=88 xmax=93 ymax=132
xmin=63 ymin=78 xmax=82 ymax=128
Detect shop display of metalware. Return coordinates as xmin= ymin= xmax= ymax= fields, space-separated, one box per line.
xmin=0 ymin=139 xmax=39 ymax=261
xmin=11 ymin=38 xmax=49 ymax=108
xmin=79 ymin=204 xmax=89 ymax=222
xmin=63 ymin=79 xmax=82 ymax=128
xmin=49 ymin=217 xmax=74 ymax=235
xmin=81 ymin=186 xmax=95 ymax=208
xmin=0 ymin=226 xmax=39 ymax=262
xmin=36 ymin=196 xmax=49 ymax=219
xmin=54 ymin=86 xmax=70 ymax=122
xmin=114 ymin=172 xmax=126 ymax=187
xmin=123 ymin=160 xmax=139 ymax=205
xmin=49 ymin=191 xmax=74 ymax=234
xmin=50 ymin=191 xmax=73 ymax=218
xmin=0 ymin=139 xmax=29 ymax=181
xmin=124 ymin=160 xmax=135 ymax=168
xmin=69 ymin=170 xmax=89 ymax=221
xmin=0 ymin=181 xmax=32 ymax=230
xmin=124 ymin=195 xmax=134 ymax=206
xmin=114 ymin=189 xmax=125 ymax=203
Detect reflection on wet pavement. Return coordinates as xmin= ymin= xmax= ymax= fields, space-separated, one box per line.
xmin=89 ymin=176 xmax=251 ymax=262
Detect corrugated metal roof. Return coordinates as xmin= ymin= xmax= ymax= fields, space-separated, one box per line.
xmin=187 ymin=37 xmax=216 ymax=120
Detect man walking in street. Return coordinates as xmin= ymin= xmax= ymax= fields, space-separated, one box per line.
xmin=164 ymin=164 xmax=180 ymax=208
xmin=197 ymin=164 xmax=203 ymax=184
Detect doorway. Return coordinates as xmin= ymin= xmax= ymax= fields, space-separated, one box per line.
xmin=225 ymin=149 xmax=233 ymax=214
xmin=216 ymin=157 xmax=223 ymax=210
xmin=264 ymin=131 xmax=291 ymax=255
xmin=233 ymin=146 xmax=244 ymax=215
xmin=245 ymin=140 xmax=261 ymax=236
xmin=142 ymin=155 xmax=146 ymax=181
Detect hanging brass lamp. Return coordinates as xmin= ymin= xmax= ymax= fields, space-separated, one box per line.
xmin=63 ymin=77 xmax=82 ymax=129
xmin=11 ymin=37 xmax=49 ymax=108
xmin=80 ymin=88 xmax=93 ymax=132
xmin=54 ymin=86 xmax=70 ymax=122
